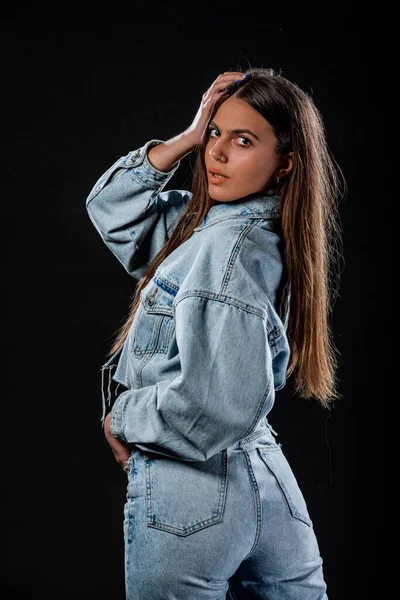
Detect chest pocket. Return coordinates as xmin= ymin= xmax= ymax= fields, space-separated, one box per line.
xmin=132 ymin=277 xmax=176 ymax=356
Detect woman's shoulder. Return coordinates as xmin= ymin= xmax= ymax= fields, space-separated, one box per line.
xmin=194 ymin=215 xmax=284 ymax=273
xmin=171 ymin=222 xmax=284 ymax=313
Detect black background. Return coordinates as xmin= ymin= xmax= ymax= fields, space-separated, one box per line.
xmin=3 ymin=2 xmax=382 ymax=598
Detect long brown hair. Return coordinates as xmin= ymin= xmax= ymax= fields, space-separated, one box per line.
xmin=106 ymin=67 xmax=345 ymax=408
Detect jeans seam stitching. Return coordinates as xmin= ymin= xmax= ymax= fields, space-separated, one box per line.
xmin=241 ymin=450 xmax=262 ymax=560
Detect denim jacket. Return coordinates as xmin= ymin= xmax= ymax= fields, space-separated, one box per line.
xmin=86 ymin=139 xmax=291 ymax=462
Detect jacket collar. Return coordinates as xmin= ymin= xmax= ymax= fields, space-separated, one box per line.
xmin=194 ymin=193 xmax=280 ymax=231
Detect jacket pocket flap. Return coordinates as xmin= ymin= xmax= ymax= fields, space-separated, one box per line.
xmin=140 ymin=279 xmax=175 ymax=316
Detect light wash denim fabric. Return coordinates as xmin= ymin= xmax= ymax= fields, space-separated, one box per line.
xmin=86 ymin=139 xmax=329 ymax=599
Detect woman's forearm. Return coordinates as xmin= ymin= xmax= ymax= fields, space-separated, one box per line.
xmin=147 ymin=130 xmax=198 ymax=172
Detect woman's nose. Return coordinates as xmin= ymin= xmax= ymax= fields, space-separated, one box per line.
xmin=209 ymin=141 xmax=226 ymax=162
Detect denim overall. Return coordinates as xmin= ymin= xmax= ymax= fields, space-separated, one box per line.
xmin=86 ymin=139 xmax=329 ymax=599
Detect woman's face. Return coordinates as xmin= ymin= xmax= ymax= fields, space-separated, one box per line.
xmin=204 ymin=96 xmax=292 ymax=202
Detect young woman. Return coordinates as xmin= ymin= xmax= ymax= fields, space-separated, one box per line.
xmin=86 ymin=67 xmax=344 ymax=600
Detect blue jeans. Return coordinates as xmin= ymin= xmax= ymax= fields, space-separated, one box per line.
xmin=122 ymin=419 xmax=328 ymax=599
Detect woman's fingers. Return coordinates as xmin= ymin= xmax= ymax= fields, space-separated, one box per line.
xmin=186 ymin=72 xmax=247 ymax=146
xmin=104 ymin=413 xmax=131 ymax=468
xmin=204 ymin=72 xmax=245 ymax=96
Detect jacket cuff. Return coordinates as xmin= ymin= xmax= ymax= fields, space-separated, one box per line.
xmin=122 ymin=139 xmax=181 ymax=187
xmin=87 ymin=138 xmax=181 ymax=204
xmin=110 ymin=393 xmax=128 ymax=442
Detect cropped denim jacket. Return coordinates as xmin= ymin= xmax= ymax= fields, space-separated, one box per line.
xmin=86 ymin=139 xmax=291 ymax=462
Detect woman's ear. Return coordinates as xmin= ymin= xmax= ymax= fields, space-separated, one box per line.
xmin=276 ymin=152 xmax=294 ymax=178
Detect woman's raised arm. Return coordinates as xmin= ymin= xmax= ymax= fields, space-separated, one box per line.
xmin=85 ymin=134 xmax=196 ymax=280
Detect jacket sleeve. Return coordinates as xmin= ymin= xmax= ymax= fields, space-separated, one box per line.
xmin=110 ymin=293 xmax=283 ymax=462
xmin=85 ymin=139 xmax=192 ymax=280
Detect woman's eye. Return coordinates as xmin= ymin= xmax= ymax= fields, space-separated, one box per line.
xmin=207 ymin=128 xmax=251 ymax=146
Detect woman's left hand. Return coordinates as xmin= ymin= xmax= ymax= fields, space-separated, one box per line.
xmin=104 ymin=413 xmax=131 ymax=469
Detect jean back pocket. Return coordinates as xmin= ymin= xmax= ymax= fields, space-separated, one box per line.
xmin=144 ymin=449 xmax=228 ymax=536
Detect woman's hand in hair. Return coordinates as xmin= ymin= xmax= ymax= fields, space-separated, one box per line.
xmin=104 ymin=412 xmax=131 ymax=468
xmin=185 ymin=71 xmax=247 ymax=146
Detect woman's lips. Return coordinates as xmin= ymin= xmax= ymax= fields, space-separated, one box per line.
xmin=208 ymin=171 xmax=230 ymax=184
